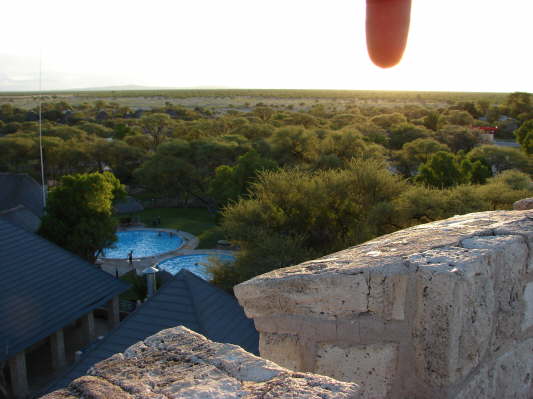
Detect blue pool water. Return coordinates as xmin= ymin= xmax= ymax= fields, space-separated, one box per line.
xmin=158 ymin=254 xmax=235 ymax=280
xmin=101 ymin=230 xmax=183 ymax=259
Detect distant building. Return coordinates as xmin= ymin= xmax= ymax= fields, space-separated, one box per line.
xmin=95 ymin=110 xmax=109 ymax=121
xmin=0 ymin=219 xmax=129 ymax=398
xmin=472 ymin=126 xmax=497 ymax=144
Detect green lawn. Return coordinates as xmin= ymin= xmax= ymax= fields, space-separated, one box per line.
xmin=130 ymin=208 xmax=224 ymax=249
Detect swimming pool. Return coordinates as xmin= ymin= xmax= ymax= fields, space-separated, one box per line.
xmin=157 ymin=254 xmax=235 ymax=280
xmin=101 ymin=230 xmax=183 ymax=259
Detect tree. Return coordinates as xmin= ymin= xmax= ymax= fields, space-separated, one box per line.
xmin=208 ymin=150 xmax=278 ymax=206
xmin=370 ymin=112 xmax=407 ymax=129
xmin=468 ymin=145 xmax=531 ymax=174
xmin=462 ymin=158 xmax=492 ymax=184
xmin=87 ymin=139 xmax=145 ymax=183
xmin=39 ymin=172 xmax=126 ymax=263
xmin=394 ymin=138 xmax=449 ymax=176
xmin=388 ymin=122 xmax=432 ymax=150
xmin=435 ymin=125 xmax=480 ymax=152
xmin=416 ymin=151 xmax=467 ymax=188
xmin=252 ymin=106 xmax=274 ymax=122
xmin=139 ymin=113 xmax=176 ymax=149
xmin=134 ymin=138 xmax=244 ymax=210
xmin=514 ymin=119 xmax=533 ymax=155
xmin=0 ymin=136 xmax=36 ymax=173
xmin=269 ymin=127 xmax=319 ymax=166
xmin=219 ymin=160 xmax=407 ymax=284
xmin=475 ymin=170 xmax=532 ymax=210
xmin=77 ymin=121 xmax=114 ymax=138
xmin=505 ymin=92 xmax=531 ymax=119
xmin=422 ymin=111 xmax=441 ymax=131
xmin=317 ymin=129 xmax=386 ymax=167
xmin=44 ymin=125 xmax=88 ymax=141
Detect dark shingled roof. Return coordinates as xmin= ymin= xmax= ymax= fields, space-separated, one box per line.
xmin=0 ymin=173 xmax=44 ymax=217
xmin=0 ymin=204 xmax=41 ymax=233
xmin=47 ymin=269 xmax=259 ymax=392
xmin=0 ymin=219 xmax=129 ymax=363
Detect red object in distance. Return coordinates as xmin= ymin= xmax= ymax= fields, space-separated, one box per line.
xmin=366 ymin=0 xmax=412 ymax=68
xmin=472 ymin=126 xmax=499 ymax=133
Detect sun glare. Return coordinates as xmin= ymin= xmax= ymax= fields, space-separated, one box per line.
xmin=0 ymin=0 xmax=531 ymax=91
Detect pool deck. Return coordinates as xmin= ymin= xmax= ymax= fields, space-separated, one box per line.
xmin=97 ymin=227 xmax=235 ymax=277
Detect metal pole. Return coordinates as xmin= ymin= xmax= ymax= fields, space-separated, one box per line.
xmin=38 ymin=50 xmax=47 ymax=209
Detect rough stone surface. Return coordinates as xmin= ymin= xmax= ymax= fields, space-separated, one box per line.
xmin=524 ymin=282 xmax=533 ymax=331
xmin=410 ymin=246 xmax=496 ymax=387
xmin=315 ymin=343 xmax=398 ymax=399
xmin=235 ymin=210 xmax=533 ymax=398
xmin=455 ymin=338 xmax=533 ymax=399
xmin=235 ymin=211 xmax=532 ymax=320
xmin=235 ymin=270 xmax=370 ymax=320
xmin=42 ymin=327 xmax=361 ymax=399
xmin=259 ymin=333 xmax=302 ymax=371
xmin=367 ymin=266 xmax=409 ymax=321
xmin=514 ymin=197 xmax=533 ymax=210
xmin=462 ymin=235 xmax=528 ymax=347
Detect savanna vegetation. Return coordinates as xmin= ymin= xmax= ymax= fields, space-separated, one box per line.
xmin=1 ymin=90 xmax=531 ymax=291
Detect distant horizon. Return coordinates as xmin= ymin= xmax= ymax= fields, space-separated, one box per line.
xmin=0 ymin=85 xmax=528 ymax=95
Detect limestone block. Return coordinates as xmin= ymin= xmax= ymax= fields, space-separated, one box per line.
xmin=235 ymin=271 xmax=369 ymax=319
xmin=461 ymin=235 xmax=527 ymax=346
xmin=259 ymin=333 xmax=303 ymax=371
xmin=410 ymin=247 xmax=495 ymax=388
xmin=44 ymin=326 xmax=361 ymax=399
xmin=455 ymin=338 xmax=533 ymax=399
xmin=492 ymin=215 xmax=533 ymax=273
xmin=315 ymin=342 xmax=398 ymax=399
xmin=368 ymin=268 xmax=409 ymax=321
xmin=523 ymin=282 xmax=533 ymax=331
xmin=513 ymin=197 xmax=533 ymax=210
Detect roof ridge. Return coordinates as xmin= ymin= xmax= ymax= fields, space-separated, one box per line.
xmin=178 ymin=270 xmax=209 ymax=337
xmin=0 ymin=204 xmax=28 ymax=215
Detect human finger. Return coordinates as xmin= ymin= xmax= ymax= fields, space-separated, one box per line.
xmin=366 ymin=0 xmax=412 ymax=68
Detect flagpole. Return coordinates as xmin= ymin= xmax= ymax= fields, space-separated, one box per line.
xmin=38 ymin=50 xmax=47 ymax=208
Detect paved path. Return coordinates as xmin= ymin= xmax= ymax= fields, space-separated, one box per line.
xmin=494 ymin=140 xmax=520 ymax=148
xmin=98 ymin=227 xmax=235 ymax=277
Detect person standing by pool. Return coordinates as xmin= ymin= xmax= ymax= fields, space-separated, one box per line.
xmin=128 ymin=250 xmax=133 ymax=265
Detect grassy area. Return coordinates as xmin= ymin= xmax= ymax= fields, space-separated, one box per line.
xmin=129 ymin=207 xmax=224 ymax=249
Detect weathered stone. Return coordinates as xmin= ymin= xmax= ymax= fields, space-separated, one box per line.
xmin=368 ymin=265 xmax=409 ymax=321
xmin=514 ymin=197 xmax=533 ymax=210
xmin=234 ymin=210 xmax=533 ymax=398
xmin=410 ymin=247 xmax=495 ymax=387
xmin=455 ymin=338 xmax=533 ymax=399
xmin=461 ymin=235 xmax=528 ymax=346
xmin=523 ymin=282 xmax=533 ymax=331
xmin=236 ymin=211 xmax=533 ymax=320
xmin=259 ymin=333 xmax=303 ymax=371
xmin=70 ymin=376 xmax=133 ymax=398
xmin=492 ymin=216 xmax=533 ymax=273
xmin=235 ymin=271 xmax=370 ymax=320
xmin=43 ymin=327 xmax=361 ymax=399
xmin=315 ymin=343 xmax=398 ymax=399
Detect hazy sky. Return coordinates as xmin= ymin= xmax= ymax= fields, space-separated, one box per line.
xmin=1 ymin=0 xmax=532 ymax=92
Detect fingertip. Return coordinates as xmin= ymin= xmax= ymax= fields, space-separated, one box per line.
xmin=366 ymin=0 xmax=411 ymax=68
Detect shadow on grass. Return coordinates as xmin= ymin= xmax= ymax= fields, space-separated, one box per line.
xmin=129 ymin=207 xmax=225 ymax=249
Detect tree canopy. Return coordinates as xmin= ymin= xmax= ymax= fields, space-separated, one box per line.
xmin=39 ymin=172 xmax=126 ymax=263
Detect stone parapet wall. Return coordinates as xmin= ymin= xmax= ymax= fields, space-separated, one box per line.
xmin=235 ymin=210 xmax=533 ymax=398
xmin=43 ymin=327 xmax=361 ymax=399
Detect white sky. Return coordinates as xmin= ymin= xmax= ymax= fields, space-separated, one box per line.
xmin=1 ymin=0 xmax=532 ymax=92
